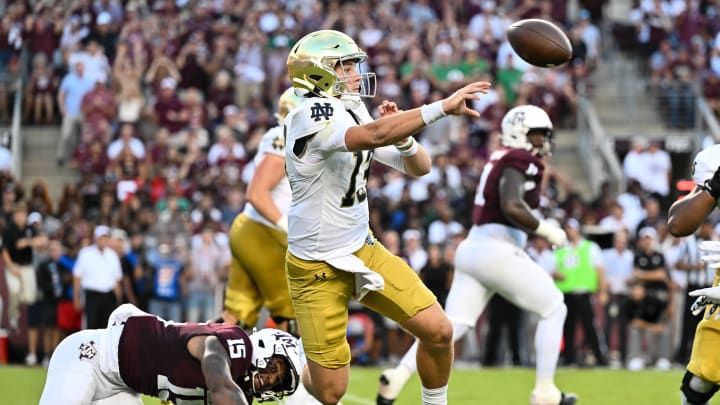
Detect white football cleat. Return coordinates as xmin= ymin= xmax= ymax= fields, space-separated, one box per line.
xmin=377 ymin=367 xmax=411 ymax=405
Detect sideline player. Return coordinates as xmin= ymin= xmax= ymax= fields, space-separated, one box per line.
xmin=284 ymin=29 xmax=491 ymax=405
xmin=667 ymin=144 xmax=720 ymax=405
xmin=377 ymin=105 xmax=577 ymax=405
xmin=223 ymin=87 xmax=302 ymax=335
xmin=39 ymin=304 xmax=301 ymax=405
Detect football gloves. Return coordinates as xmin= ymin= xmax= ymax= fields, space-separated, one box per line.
xmin=688 ymin=241 xmax=720 ymax=319
xmin=703 ymin=165 xmax=720 ymax=199
xmin=535 ymin=219 xmax=568 ymax=247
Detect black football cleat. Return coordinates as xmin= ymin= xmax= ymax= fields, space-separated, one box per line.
xmin=559 ymin=392 xmax=579 ymax=405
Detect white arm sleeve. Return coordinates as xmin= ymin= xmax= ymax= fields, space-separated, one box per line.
xmin=373 ymin=145 xmax=407 ymax=173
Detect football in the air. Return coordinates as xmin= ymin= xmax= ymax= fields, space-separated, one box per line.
xmin=506 ymin=19 xmax=573 ymax=68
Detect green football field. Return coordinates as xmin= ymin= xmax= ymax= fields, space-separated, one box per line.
xmin=0 ymin=365 xmax=714 ymax=404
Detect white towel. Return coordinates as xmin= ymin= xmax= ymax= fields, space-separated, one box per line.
xmin=326 ymin=254 xmax=385 ymax=300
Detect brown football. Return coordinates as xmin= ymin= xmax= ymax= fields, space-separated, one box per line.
xmin=506 ymin=19 xmax=573 ymax=68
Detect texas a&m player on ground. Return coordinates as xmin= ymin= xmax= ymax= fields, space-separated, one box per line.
xmin=377 ymin=105 xmax=577 ymax=405
xmin=39 ymin=304 xmax=301 ymax=405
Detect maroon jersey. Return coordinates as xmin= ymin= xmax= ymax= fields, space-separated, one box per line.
xmin=472 ymin=147 xmax=544 ymax=227
xmin=118 ymin=316 xmax=252 ymax=403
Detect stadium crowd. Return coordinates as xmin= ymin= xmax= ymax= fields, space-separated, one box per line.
xmin=0 ymin=0 xmax=714 ymax=376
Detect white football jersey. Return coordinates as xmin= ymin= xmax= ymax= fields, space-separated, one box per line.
xmin=243 ymin=125 xmax=292 ymax=229
xmin=692 ymin=144 xmax=720 ymax=186
xmin=285 ymin=96 xmax=376 ymax=260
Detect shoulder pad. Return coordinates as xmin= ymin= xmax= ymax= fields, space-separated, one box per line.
xmin=286 ymin=97 xmax=344 ymax=139
xmin=692 ymin=145 xmax=720 ymax=186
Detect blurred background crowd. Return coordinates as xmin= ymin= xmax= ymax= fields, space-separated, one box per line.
xmin=0 ymin=0 xmax=716 ymax=375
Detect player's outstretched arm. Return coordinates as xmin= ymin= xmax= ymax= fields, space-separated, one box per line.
xmin=188 ymin=335 xmax=249 ymax=405
xmin=345 ymin=81 xmax=491 ymax=150
xmin=668 ymin=186 xmax=716 ymax=237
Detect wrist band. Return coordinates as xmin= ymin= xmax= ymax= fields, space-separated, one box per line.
xmin=420 ymin=100 xmax=446 ymax=125
xmin=395 ymin=137 xmax=418 ymax=156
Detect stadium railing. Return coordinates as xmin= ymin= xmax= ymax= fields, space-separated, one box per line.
xmin=576 ymin=93 xmax=625 ymax=197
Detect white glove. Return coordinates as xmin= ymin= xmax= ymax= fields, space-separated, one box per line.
xmin=535 ymin=220 xmax=568 ymax=247
xmin=275 ymin=215 xmax=288 ymax=234
xmin=689 ymin=286 xmax=720 ymax=320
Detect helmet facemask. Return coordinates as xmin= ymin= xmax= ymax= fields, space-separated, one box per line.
xmin=247 ymin=354 xmax=296 ymax=403
xmin=332 ymin=54 xmax=376 ymax=98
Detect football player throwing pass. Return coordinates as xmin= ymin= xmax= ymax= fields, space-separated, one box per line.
xmin=284 ymin=29 xmax=491 ymax=405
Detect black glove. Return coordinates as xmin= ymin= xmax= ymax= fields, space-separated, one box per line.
xmin=704 ymin=165 xmax=720 ymax=199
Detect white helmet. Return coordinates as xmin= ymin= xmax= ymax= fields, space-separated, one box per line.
xmin=500 ymin=105 xmax=553 ymax=155
xmin=247 ymin=328 xmax=301 ymax=402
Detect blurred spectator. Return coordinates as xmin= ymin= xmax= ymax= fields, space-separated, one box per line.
xmin=348 ymin=310 xmax=376 ymax=365
xmin=57 ymin=59 xmax=95 ymax=166
xmin=635 ymin=197 xmax=665 ymax=238
xmin=109 ymin=227 xmax=138 ymax=307
xmin=112 ymin=44 xmax=145 ymax=125
xmin=2 ymin=202 xmax=47 ymax=331
xmin=185 ymin=226 xmax=229 ymax=323
xmin=601 ymin=230 xmax=634 ymax=366
xmin=628 ymin=226 xmax=672 ymax=370
xmin=483 ymin=294 xmax=524 ymax=366
xmin=60 ymin=15 xmax=89 ymax=52
xmin=147 ymin=240 xmax=185 ymax=322
xmin=617 ymin=179 xmax=647 ymax=236
xmin=403 ymin=229 xmax=428 ymax=273
xmin=427 ymin=204 xmax=463 ymax=245
xmin=74 ymin=39 xmax=111 ymax=84
xmin=420 ymin=244 xmax=454 ymax=308
xmin=86 ymin=11 xmax=118 ymax=61
xmin=80 ymin=73 xmax=116 ymax=143
xmin=153 ymin=77 xmax=187 ymax=135
xmin=551 ymin=219 xmax=609 ymax=366
xmin=25 ymin=53 xmax=57 ymax=125
xmin=72 ymin=225 xmax=122 ymax=329
xmin=598 ymin=201 xmax=628 ymax=234
xmin=643 ymin=141 xmax=671 ymax=208
xmin=207 ymin=125 xmax=247 ymax=169
xmin=26 ymin=239 xmax=64 ymax=366
xmin=206 ymin=70 xmax=235 ymax=124
xmin=219 ymin=186 xmax=245 ymax=228
xmin=107 ymin=123 xmax=145 ymax=161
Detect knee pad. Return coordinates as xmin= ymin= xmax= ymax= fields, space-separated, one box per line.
xmin=542 ymin=301 xmax=567 ymax=321
xmin=682 ymin=371 xmax=719 ymax=405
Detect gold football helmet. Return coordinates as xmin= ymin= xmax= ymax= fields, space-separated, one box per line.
xmin=287 ymin=30 xmax=376 ymax=98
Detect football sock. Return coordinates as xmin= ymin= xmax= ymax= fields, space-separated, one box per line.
xmin=421 ymin=385 xmax=448 ymax=405
xmin=379 ymin=365 xmax=413 ymax=400
xmin=535 ymin=303 xmax=567 ymax=379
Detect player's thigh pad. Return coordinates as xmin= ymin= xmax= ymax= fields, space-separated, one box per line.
xmin=444 ymin=270 xmax=493 ymax=326
xmin=688 ymin=315 xmax=720 ymax=383
xmin=355 ymin=239 xmax=436 ymax=325
xmin=286 ymin=252 xmax=355 ymax=368
xmin=454 ymin=236 xmax=563 ymax=318
xmin=40 ymin=329 xmax=120 ymax=405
